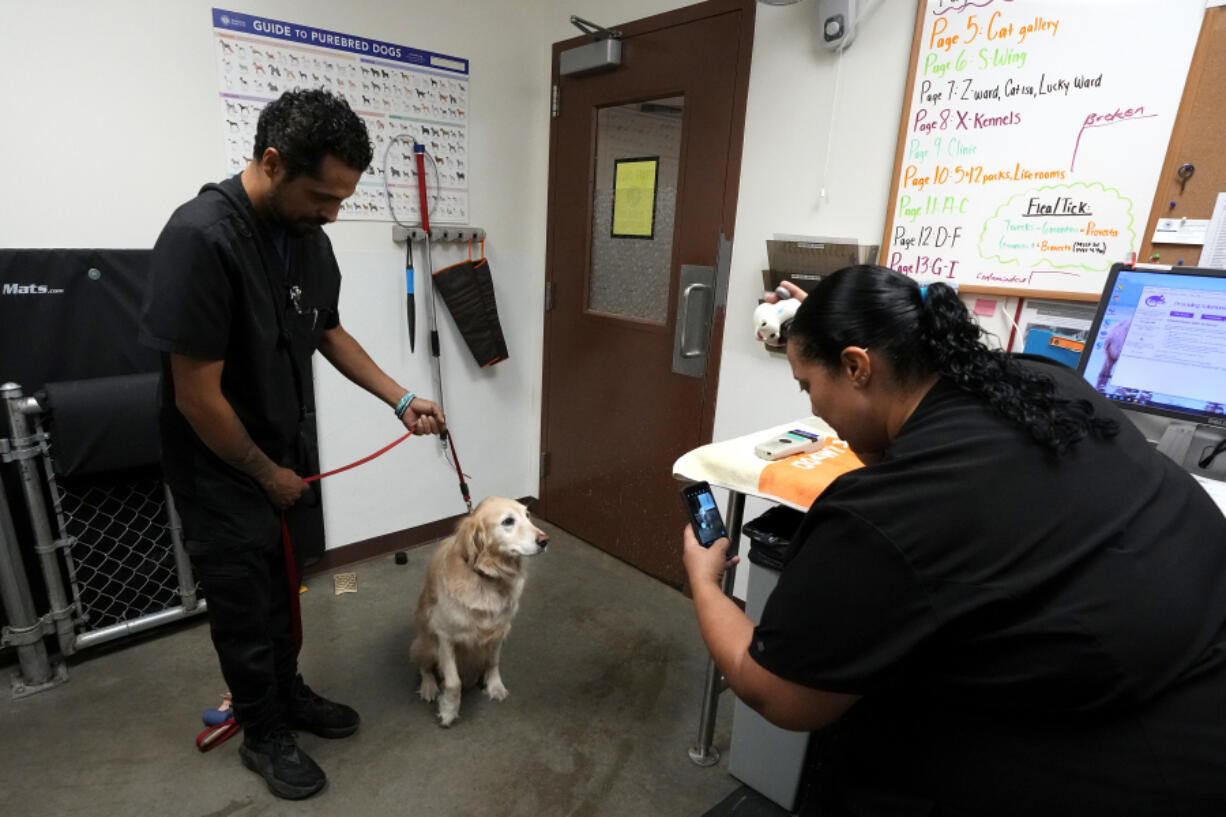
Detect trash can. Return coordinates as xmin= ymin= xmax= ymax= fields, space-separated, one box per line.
xmin=728 ymin=504 xmax=809 ymax=812
xmin=741 ymin=504 xmax=799 ymax=569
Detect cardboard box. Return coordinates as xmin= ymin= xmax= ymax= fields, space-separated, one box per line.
xmin=762 ymin=237 xmax=879 ymax=293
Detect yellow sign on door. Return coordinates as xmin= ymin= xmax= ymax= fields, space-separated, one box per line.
xmin=612 ymin=157 xmax=659 ymax=238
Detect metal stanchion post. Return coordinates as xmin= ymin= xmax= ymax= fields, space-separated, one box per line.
xmin=0 ymin=469 xmax=55 ymax=694
xmin=688 ymin=490 xmax=745 ymax=766
xmin=1 ymin=384 xmax=76 ymax=659
xmin=163 ymin=486 xmax=201 ymax=611
xmin=0 ymin=382 xmax=68 ymax=697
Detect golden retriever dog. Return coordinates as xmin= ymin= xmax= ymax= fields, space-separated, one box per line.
xmin=410 ymin=497 xmax=548 ymax=727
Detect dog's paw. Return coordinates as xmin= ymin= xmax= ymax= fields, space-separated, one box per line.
xmin=418 ymin=675 xmax=440 ymax=702
xmin=485 ymin=679 xmax=508 ymax=701
xmin=437 ymin=690 xmax=461 ymax=727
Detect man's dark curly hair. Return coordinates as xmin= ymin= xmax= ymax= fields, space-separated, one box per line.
xmin=787 ymin=265 xmax=1119 ymax=455
xmin=252 ymin=89 xmax=373 ymax=178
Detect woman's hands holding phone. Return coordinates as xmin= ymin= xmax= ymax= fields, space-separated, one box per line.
xmin=683 ymin=525 xmax=739 ymax=589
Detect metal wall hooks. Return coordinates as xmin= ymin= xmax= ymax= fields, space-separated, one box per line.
xmin=392 ymin=226 xmax=486 ymax=242
xmin=435 ymin=227 xmax=487 ymax=242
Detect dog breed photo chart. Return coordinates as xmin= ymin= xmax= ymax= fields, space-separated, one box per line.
xmin=213 ymin=8 xmax=470 ymax=223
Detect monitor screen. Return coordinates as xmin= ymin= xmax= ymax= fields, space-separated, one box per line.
xmin=1078 ymin=264 xmax=1226 ymax=425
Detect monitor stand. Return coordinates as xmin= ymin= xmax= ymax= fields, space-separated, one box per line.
xmin=1155 ymin=421 xmax=1226 ymax=482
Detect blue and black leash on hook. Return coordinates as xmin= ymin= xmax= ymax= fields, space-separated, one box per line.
xmin=406 ymin=236 xmax=416 ymax=353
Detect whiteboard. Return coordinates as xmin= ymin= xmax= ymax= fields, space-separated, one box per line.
xmin=880 ymin=0 xmax=1205 ymax=298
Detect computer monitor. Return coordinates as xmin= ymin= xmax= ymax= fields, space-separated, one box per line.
xmin=1078 ymin=263 xmax=1226 ymax=475
xmin=1079 ymin=263 xmax=1226 ymax=425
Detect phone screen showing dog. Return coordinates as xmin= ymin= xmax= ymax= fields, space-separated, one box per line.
xmin=682 ymin=483 xmax=727 ymax=547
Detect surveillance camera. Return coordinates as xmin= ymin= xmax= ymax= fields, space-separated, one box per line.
xmin=817 ymin=0 xmax=857 ymax=51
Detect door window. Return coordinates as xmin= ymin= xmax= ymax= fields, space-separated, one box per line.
xmin=588 ymin=97 xmax=684 ymax=323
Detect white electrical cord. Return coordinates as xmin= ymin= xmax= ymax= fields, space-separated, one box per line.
xmin=998 ymin=300 xmax=1020 ymax=335
xmin=819 ymin=42 xmax=844 ymax=204
xmin=818 ymin=0 xmax=885 ymax=204
xmin=997 ymin=298 xmax=1022 ymax=353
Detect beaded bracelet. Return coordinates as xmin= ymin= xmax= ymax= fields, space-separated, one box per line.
xmin=394 ymin=391 xmax=416 ymax=419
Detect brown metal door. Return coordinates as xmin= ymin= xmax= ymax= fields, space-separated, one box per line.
xmin=539 ymin=1 xmax=754 ymax=587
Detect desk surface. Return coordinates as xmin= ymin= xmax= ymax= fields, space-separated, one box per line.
xmin=676 ymin=416 xmax=1226 ymax=518
xmin=672 ymin=417 xmax=863 ymax=510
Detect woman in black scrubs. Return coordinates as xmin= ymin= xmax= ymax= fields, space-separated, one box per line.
xmin=684 ymin=265 xmax=1226 ymax=816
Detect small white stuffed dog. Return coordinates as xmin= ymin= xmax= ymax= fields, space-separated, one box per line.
xmin=753 ymin=295 xmax=801 ymax=348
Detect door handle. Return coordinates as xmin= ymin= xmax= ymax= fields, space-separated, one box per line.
xmin=679 ymin=283 xmax=714 ymax=358
xmin=673 ymin=265 xmax=716 ymax=378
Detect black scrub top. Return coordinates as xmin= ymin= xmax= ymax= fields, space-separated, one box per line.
xmin=139 ymin=174 xmax=341 ymax=522
xmin=752 ymin=357 xmax=1226 ymax=816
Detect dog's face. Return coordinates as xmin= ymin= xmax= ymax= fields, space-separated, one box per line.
xmin=458 ymin=498 xmax=548 ymax=577
xmin=482 ymin=497 xmax=548 ymax=558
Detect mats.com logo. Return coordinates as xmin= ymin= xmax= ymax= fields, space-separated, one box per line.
xmin=2 ymin=283 xmax=64 ymax=296
xmin=1144 ymin=294 xmax=1167 ymax=308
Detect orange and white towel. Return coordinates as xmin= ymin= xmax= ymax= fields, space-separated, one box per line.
xmin=673 ymin=417 xmax=864 ymax=510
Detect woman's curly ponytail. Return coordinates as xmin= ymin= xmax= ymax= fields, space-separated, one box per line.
xmin=788 ymin=266 xmax=1118 ymax=454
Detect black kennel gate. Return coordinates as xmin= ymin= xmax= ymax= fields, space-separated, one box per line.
xmin=0 ymin=249 xmax=326 ymax=695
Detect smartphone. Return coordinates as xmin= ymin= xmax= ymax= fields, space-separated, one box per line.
xmin=681 ymin=481 xmax=727 ymax=548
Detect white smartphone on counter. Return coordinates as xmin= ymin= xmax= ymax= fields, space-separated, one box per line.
xmin=754 ymin=428 xmax=825 ymax=461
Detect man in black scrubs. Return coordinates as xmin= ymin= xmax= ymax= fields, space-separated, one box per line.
xmin=140 ymin=89 xmax=444 ymax=800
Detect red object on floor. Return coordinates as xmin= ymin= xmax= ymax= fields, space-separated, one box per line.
xmin=195 ymin=718 xmax=241 ymax=752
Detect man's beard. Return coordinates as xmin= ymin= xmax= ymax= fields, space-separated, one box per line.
xmin=267 ymin=184 xmax=325 ymax=236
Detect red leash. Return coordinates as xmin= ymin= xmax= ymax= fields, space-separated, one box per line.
xmin=281 ymin=428 xmax=470 ymax=651
xmin=303 ymin=431 xmax=415 ymax=484
xmin=200 ymin=430 xmax=438 ymax=753
xmin=281 ymin=430 xmax=416 ymax=653
xmin=443 ymin=433 xmax=472 ymax=513
xmin=281 ymin=514 xmax=304 ymax=651
xmin=195 ymin=718 xmax=240 ymax=752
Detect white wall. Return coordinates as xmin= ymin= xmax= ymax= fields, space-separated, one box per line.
xmin=712 ymin=0 xmax=919 ymax=441
xmin=1 ymin=0 xmax=552 ymax=548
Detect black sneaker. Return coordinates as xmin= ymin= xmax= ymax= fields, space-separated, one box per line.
xmin=286 ymin=675 xmax=361 ymax=738
xmin=239 ymin=723 xmax=327 ymax=800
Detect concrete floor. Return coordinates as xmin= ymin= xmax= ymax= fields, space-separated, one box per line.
xmin=0 ymin=521 xmax=742 ymax=817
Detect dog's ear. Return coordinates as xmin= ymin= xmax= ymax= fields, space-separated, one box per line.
xmin=455 ymin=512 xmax=485 ymax=566
xmin=474 ymin=545 xmax=506 ymax=579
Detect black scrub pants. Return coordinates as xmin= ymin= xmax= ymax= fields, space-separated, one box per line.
xmin=176 ymin=492 xmax=298 ymax=733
